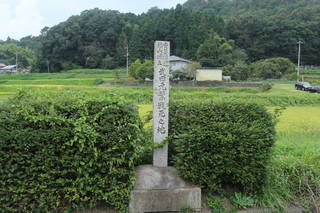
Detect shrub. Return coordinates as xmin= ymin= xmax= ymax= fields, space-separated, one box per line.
xmin=129 ymin=59 xmax=153 ymax=82
xmin=0 ymin=91 xmax=147 ymax=212
xmin=169 ymin=101 xmax=276 ymax=194
xmin=260 ymin=83 xmax=273 ymax=92
xmin=285 ymin=72 xmax=298 ymax=81
xmin=129 ymin=59 xmax=142 ymax=79
xmin=207 ymin=196 xmax=230 ymax=213
xmin=136 ymin=60 xmax=154 ymax=82
xmin=223 ymin=61 xmax=250 ymax=81
xmin=250 ymin=57 xmax=295 ymax=79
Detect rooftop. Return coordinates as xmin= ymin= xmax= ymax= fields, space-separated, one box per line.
xmin=0 ymin=65 xmax=17 ymax=70
xmin=169 ymin=55 xmax=191 ymax=63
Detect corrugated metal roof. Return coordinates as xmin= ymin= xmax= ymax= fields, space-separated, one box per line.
xmin=0 ymin=65 xmax=16 ymax=70
xmin=169 ymin=55 xmax=191 ymax=63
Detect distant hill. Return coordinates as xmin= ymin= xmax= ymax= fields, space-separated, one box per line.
xmin=183 ymin=0 xmax=320 ymax=64
xmin=6 ymin=0 xmax=320 ymax=72
xmin=183 ymin=0 xmax=320 ymax=18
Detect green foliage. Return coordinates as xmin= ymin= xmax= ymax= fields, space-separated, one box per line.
xmin=231 ymin=193 xmax=255 ymax=210
xmin=179 ymin=207 xmax=196 ymax=213
xmin=285 ymin=72 xmax=298 ymax=81
xmin=129 ymin=60 xmax=154 ymax=82
xmin=0 ymin=43 xmax=35 ymax=69
xmin=223 ymin=61 xmax=250 ymax=81
xmin=185 ymin=0 xmax=320 ymax=65
xmin=207 ymin=196 xmax=229 ymax=213
xmin=61 ymin=61 xmax=83 ymax=71
xmin=102 ymin=55 xmax=117 ymax=69
xmin=250 ymin=58 xmax=296 ymax=80
xmin=93 ymin=78 xmax=105 ymax=85
xmin=129 ymin=59 xmax=142 ymax=79
xmin=260 ymin=83 xmax=273 ymax=92
xmin=169 ymin=101 xmax=276 ymax=194
xmin=33 ymin=7 xmax=225 ymax=72
xmin=0 ymin=91 xmax=147 ymax=212
xmin=196 ymin=32 xmax=247 ymax=67
xmin=5 ymin=0 xmax=320 ymax=72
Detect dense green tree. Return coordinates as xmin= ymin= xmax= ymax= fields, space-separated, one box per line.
xmin=129 ymin=59 xmax=142 ymax=79
xmin=136 ymin=60 xmax=154 ymax=81
xmin=0 ymin=43 xmax=35 ymax=69
xmin=185 ymin=0 xmax=320 ymax=65
xmin=223 ymin=61 xmax=250 ymax=81
xmin=10 ymin=0 xmax=319 ymax=72
xmin=129 ymin=59 xmax=153 ymax=81
xmin=250 ymin=57 xmax=296 ymax=79
xmin=196 ymin=32 xmax=246 ymax=67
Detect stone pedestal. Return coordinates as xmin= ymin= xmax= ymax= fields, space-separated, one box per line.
xmin=129 ymin=165 xmax=201 ymax=213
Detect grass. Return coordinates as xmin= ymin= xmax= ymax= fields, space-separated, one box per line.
xmin=0 ymin=68 xmax=319 ymax=211
xmin=302 ymin=69 xmax=320 ymax=75
xmin=275 ymin=106 xmax=320 ymax=174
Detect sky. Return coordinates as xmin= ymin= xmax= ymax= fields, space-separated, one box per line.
xmin=0 ymin=0 xmax=187 ymax=40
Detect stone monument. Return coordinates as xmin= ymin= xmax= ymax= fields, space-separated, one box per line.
xmin=129 ymin=41 xmax=201 ymax=213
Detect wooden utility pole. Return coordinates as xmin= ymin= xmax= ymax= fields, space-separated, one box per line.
xmin=297 ymin=41 xmax=303 ymax=81
xmin=126 ymin=43 xmax=129 ymax=77
xmin=47 ymin=60 xmax=50 ymax=73
xmin=16 ymin=53 xmax=18 ymax=72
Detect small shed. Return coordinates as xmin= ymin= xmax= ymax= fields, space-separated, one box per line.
xmin=196 ymin=69 xmax=223 ymax=81
xmin=170 ymin=56 xmax=191 ymax=71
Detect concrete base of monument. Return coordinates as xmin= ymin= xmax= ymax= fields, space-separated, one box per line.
xmin=129 ymin=165 xmax=201 ymax=213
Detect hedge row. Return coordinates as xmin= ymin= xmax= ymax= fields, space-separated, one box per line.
xmin=169 ymin=101 xmax=276 ymax=194
xmin=0 ymin=91 xmax=147 ymax=212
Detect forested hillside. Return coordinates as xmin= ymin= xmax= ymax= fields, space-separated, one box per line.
xmin=1 ymin=0 xmax=319 ymax=72
xmin=184 ymin=0 xmax=320 ymax=64
xmin=32 ymin=6 xmax=225 ymax=72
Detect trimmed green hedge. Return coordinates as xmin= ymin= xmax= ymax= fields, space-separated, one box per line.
xmin=169 ymin=101 xmax=276 ymax=194
xmin=0 ymin=91 xmax=146 ymax=212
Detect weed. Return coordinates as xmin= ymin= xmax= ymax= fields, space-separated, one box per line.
xmin=207 ymin=196 xmax=230 ymax=213
xmin=231 ymin=193 xmax=255 ymax=210
xmin=93 ymin=78 xmax=105 ymax=85
xmin=179 ymin=207 xmax=195 ymax=213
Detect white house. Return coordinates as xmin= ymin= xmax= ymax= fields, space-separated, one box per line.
xmin=196 ymin=69 xmax=223 ymax=81
xmin=170 ymin=55 xmax=191 ymax=71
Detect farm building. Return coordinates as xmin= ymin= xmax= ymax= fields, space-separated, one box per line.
xmin=170 ymin=55 xmax=191 ymax=71
xmin=0 ymin=65 xmax=18 ymax=74
xmin=196 ymin=69 xmax=223 ymax=81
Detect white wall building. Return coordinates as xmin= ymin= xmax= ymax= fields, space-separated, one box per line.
xmin=170 ymin=55 xmax=191 ymax=71
xmin=196 ymin=69 xmax=223 ymax=81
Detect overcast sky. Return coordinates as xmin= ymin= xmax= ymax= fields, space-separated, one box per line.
xmin=0 ymin=0 xmax=187 ymax=40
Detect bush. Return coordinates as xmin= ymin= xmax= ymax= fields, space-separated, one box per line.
xmin=136 ymin=60 xmax=154 ymax=82
xmin=0 ymin=91 xmax=147 ymax=212
xmin=129 ymin=59 xmax=153 ymax=82
xmin=250 ymin=57 xmax=295 ymax=80
xmin=169 ymin=101 xmax=276 ymax=194
xmin=223 ymin=61 xmax=250 ymax=81
xmin=260 ymin=83 xmax=273 ymax=92
xmin=129 ymin=59 xmax=142 ymax=79
xmin=285 ymin=72 xmax=298 ymax=81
